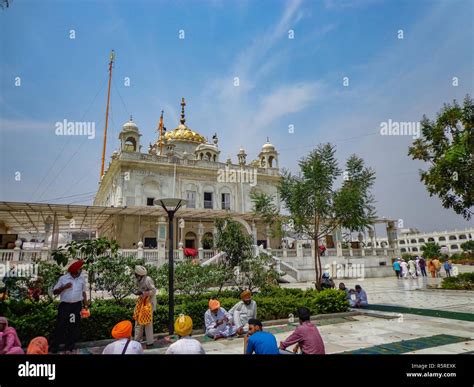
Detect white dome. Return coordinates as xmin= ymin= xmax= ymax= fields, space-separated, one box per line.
xmin=122 ymin=117 xmax=139 ymax=132
xmin=262 ymin=142 xmax=275 ymax=151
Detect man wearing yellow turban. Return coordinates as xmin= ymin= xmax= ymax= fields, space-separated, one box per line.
xmin=102 ymin=320 xmax=144 ymax=354
xmin=166 ymin=315 xmax=205 ymax=354
xmin=204 ymin=299 xmax=237 ymax=340
xmin=229 ymin=290 xmax=257 ymax=335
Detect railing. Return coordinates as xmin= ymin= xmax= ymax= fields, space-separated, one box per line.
xmin=120 ymin=249 xmax=138 ymax=258
xmin=203 ymin=200 xmax=213 ymax=209
xmin=143 ymin=250 xmax=159 ymax=261
xmin=303 ymin=248 xmax=312 ymax=257
xmin=327 ymin=248 xmax=337 ymax=256
xmin=272 ymin=250 xmax=284 ymax=258
xmin=203 ymin=250 xmax=216 ymax=260
xmin=286 ymin=250 xmax=297 ymax=258
xmin=201 ymin=251 xmax=226 ymax=266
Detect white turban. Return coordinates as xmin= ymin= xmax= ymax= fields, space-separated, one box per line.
xmin=134 ymin=265 xmax=147 ymax=276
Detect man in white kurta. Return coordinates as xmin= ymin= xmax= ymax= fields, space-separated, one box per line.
xmin=205 ymin=300 xmax=237 ymax=340
xmin=400 ymin=260 xmax=408 ymax=278
xmin=228 ymin=290 xmax=257 ymax=335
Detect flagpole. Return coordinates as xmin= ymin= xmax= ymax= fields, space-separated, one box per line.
xmin=100 ymin=50 xmax=115 ymax=179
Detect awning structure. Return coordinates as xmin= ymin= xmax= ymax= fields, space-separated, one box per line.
xmin=0 ymin=201 xmax=258 ymax=236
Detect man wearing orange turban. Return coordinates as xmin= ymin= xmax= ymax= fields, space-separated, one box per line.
xmin=102 ymin=321 xmax=143 ymax=354
xmin=27 ymin=337 xmax=48 ymax=355
xmin=50 ymin=260 xmax=88 ymax=353
xmin=204 ymin=299 xmax=237 ymax=340
xmin=229 ymin=290 xmax=257 ymax=335
xmin=166 ymin=315 xmax=205 ymax=354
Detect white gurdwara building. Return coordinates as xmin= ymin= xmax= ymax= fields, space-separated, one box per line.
xmin=93 ymin=98 xmax=281 ymax=251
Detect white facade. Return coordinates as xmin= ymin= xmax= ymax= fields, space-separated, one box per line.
xmin=93 ymin=98 xmax=281 ymax=249
xmin=377 ymin=227 xmax=474 ymax=255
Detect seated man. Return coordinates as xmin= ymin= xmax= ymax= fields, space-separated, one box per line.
xmin=350 ymin=285 xmax=368 ymax=308
xmin=279 ymin=307 xmax=325 ymax=355
xmin=204 ymin=299 xmax=237 ymax=340
xmin=166 ymin=315 xmax=205 ymax=355
xmin=246 ymin=319 xmax=279 ymax=355
xmin=228 ymin=290 xmax=257 ymax=335
xmin=339 ymin=282 xmax=351 ymax=301
xmin=102 ymin=320 xmax=144 ymax=354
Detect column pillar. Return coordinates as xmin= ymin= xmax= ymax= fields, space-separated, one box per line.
xmin=198 ymin=222 xmax=204 ymax=260
xmin=156 ymin=216 xmax=167 ymax=263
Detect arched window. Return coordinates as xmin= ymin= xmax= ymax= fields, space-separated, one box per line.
xmin=438 ymin=236 xmax=446 ymax=241
xmin=185 ymin=232 xmax=197 ymax=249
xmin=412 ymin=247 xmax=418 ymax=252
xmin=202 ymin=232 xmax=213 ymax=249
xmin=205 ymin=152 xmax=212 ymax=161
xmin=399 ymin=240 xmax=405 ymax=245
xmin=268 ymin=156 xmax=274 ymax=168
xmin=451 ymin=244 xmax=458 ymax=250
xmin=449 ymin=235 xmax=457 ymax=240
xmin=459 ymin=234 xmax=467 ymax=240
xmin=124 ymin=137 xmax=136 ymax=152
xmin=401 ymin=248 xmax=407 ymax=252
xmin=418 ymin=238 xmax=425 ymax=243
xmin=428 ymin=237 xmax=435 ymax=242
xmin=410 ymin=239 xmax=417 ymax=244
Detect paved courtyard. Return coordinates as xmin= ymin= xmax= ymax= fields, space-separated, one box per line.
xmin=79 ymin=265 xmax=474 ymax=355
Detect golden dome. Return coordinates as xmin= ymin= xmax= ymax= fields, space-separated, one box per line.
xmin=164 ymin=98 xmax=206 ymax=144
xmin=164 ymin=124 xmax=206 ymax=144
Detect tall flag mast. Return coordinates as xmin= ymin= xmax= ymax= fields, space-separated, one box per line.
xmin=100 ymin=50 xmax=115 ymax=179
xmin=158 ymin=110 xmax=165 ymax=155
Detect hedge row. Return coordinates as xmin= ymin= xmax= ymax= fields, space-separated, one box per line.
xmin=0 ymin=288 xmax=349 ymax=344
xmin=441 ymin=273 xmax=474 ymax=290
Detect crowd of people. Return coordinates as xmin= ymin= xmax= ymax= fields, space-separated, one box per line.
xmin=1 ymin=260 xmax=373 ymax=355
xmin=392 ymin=256 xmax=452 ymax=279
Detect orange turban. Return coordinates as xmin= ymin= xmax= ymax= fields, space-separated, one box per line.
xmin=174 ymin=315 xmax=193 ymax=337
xmin=240 ymin=290 xmax=252 ymax=300
xmin=112 ymin=320 xmax=133 ymax=339
xmin=27 ymin=337 xmax=48 ymax=355
xmin=68 ymin=260 xmax=84 ymax=273
xmin=208 ymin=299 xmax=220 ymax=311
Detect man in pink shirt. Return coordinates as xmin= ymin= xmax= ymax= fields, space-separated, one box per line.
xmin=279 ymin=307 xmax=325 ymax=355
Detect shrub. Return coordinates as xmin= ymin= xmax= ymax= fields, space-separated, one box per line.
xmin=441 ymin=273 xmax=474 ymax=290
xmin=1 ymin=288 xmax=348 ymax=344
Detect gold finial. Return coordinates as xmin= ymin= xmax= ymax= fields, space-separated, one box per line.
xmin=180 ymin=97 xmax=186 ymax=125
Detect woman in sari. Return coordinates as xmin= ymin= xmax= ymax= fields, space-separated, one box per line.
xmin=0 ymin=317 xmax=24 ymax=354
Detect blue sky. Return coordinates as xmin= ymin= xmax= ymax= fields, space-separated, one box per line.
xmin=0 ymin=0 xmax=473 ymax=232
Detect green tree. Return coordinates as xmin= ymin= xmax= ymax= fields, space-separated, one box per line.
xmin=420 ymin=242 xmax=441 ymax=259
xmin=408 ymin=95 xmax=473 ymax=220
xmin=279 ymin=143 xmax=376 ymax=289
xmin=233 ymin=253 xmax=280 ymax=292
xmin=155 ymin=261 xmax=228 ymax=298
xmin=51 ymin=237 xmax=120 ymax=302
xmin=250 ymin=191 xmax=285 ymax=239
xmin=214 ymin=217 xmax=254 ymax=267
xmin=460 ymin=240 xmax=474 ymax=256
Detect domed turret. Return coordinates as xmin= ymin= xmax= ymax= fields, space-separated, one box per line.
xmin=119 ymin=116 xmax=141 ymax=153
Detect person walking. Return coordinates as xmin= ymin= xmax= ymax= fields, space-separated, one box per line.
xmin=392 ymin=259 xmax=401 ymax=279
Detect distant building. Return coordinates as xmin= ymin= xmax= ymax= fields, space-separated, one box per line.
xmin=377 ymin=227 xmax=474 ymax=255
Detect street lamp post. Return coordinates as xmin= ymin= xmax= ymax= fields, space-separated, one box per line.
xmin=154 ymin=198 xmax=186 ymax=335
